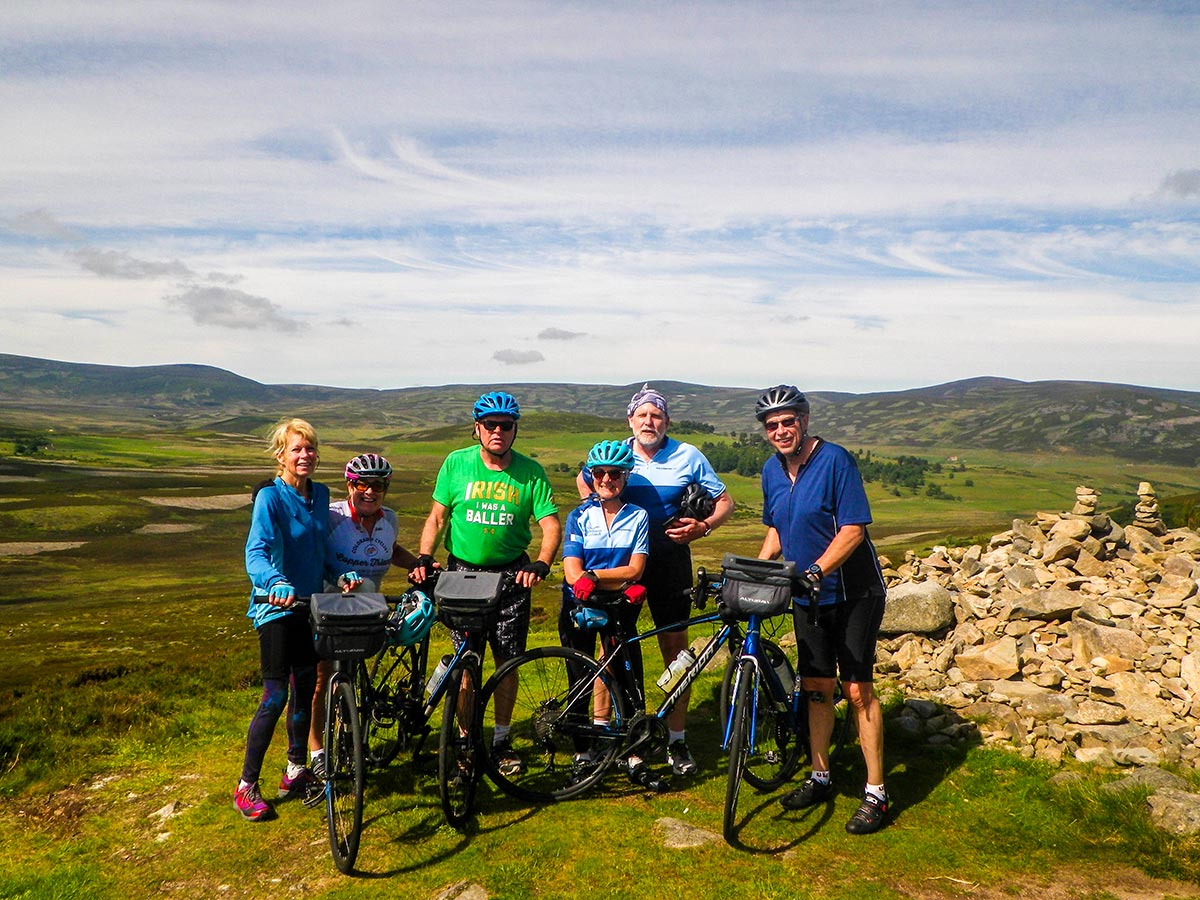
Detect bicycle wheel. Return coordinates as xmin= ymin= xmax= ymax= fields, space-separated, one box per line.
xmin=719 ymin=640 xmax=802 ymax=790
xmin=481 ymin=646 xmax=624 ymax=803
xmin=363 ymin=642 xmax=423 ymax=767
xmin=723 ymin=658 xmax=755 ymax=843
xmin=325 ymin=679 xmax=365 ymax=874
xmin=438 ymin=662 xmax=481 ymax=828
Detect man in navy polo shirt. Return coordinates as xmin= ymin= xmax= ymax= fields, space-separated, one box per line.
xmin=754 ymin=384 xmax=890 ymax=835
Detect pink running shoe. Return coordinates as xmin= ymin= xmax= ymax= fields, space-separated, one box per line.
xmin=278 ymin=766 xmax=318 ymax=802
xmin=234 ymin=782 xmax=271 ymax=821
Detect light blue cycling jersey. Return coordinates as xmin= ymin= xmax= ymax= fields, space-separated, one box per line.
xmin=562 ymin=496 xmax=650 ymax=569
xmin=583 ymin=436 xmax=726 ymax=547
xmin=561 ymin=496 xmax=649 ymax=602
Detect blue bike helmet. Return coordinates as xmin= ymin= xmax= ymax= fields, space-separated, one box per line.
xmin=586 ymin=440 xmax=635 ymax=470
xmin=472 ymin=391 xmax=521 ymax=421
xmin=389 ymin=590 xmax=435 ymax=647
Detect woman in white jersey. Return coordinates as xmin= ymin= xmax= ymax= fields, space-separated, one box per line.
xmin=307 ymin=453 xmax=421 ymax=775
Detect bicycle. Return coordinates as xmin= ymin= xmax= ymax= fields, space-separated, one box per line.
xmin=713 ymin=555 xmax=852 ymax=844
xmin=420 ymin=567 xmax=519 ymax=828
xmin=477 ymin=573 xmax=747 ymax=803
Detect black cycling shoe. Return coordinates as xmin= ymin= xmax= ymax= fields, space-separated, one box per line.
xmin=779 ymin=777 xmax=833 ymax=810
xmin=628 ymin=762 xmax=670 ymax=793
xmin=568 ymin=757 xmax=599 ymax=785
xmin=845 ymin=793 xmax=888 ymax=835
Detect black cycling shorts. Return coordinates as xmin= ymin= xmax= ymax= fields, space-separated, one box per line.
xmin=258 ymin=611 xmax=318 ymax=679
xmin=792 ymin=590 xmax=885 ymax=684
xmin=640 ymin=543 xmax=693 ymax=632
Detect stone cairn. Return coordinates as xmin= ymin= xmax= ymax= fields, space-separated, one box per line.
xmin=1134 ymin=482 xmax=1168 ymax=536
xmin=872 ymin=482 xmax=1200 ymax=833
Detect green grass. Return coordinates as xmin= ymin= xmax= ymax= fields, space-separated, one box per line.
xmin=3 ymin=428 xmax=1200 ymax=898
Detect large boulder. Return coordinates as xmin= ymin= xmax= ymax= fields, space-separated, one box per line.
xmin=880 ymin=581 xmax=955 ymax=635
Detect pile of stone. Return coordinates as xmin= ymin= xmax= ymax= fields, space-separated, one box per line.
xmin=876 ymin=483 xmax=1200 ymax=779
xmin=1134 ymin=482 xmax=1168 ymax=536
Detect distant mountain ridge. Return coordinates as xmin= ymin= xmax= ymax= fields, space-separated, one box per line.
xmin=1 ymin=354 xmax=1197 ymax=466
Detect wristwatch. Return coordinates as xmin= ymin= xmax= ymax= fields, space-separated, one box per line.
xmin=804 ymin=563 xmax=823 ymax=587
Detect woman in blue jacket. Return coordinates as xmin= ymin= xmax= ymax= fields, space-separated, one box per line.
xmin=236 ymin=418 xmax=360 ymax=822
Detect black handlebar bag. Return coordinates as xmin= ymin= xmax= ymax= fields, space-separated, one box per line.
xmin=310 ymin=592 xmax=389 ymax=661
xmin=434 ymin=570 xmax=506 ymax=630
xmin=719 ymin=554 xmax=797 ymax=619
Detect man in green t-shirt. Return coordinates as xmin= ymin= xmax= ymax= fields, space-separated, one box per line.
xmin=412 ymin=390 xmax=561 ymax=777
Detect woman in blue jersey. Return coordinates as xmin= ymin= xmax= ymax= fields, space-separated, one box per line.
xmin=560 ymin=440 xmax=657 ymax=785
xmin=236 ymin=418 xmax=361 ymax=822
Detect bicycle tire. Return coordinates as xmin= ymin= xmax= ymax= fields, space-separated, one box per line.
xmin=718 ymin=640 xmax=801 ymax=790
xmin=325 ymin=678 xmax=365 ymax=874
xmin=438 ymin=662 xmax=481 ymax=828
xmin=364 ymin=641 xmax=424 ymax=767
xmin=480 ymin=646 xmax=624 ymax=803
xmin=723 ymin=658 xmax=755 ymax=843
xmin=719 ymin=643 xmax=853 ymax=771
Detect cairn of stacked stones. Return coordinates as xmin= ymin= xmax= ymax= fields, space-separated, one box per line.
xmin=874 ymin=482 xmax=1200 ymax=786
xmin=1134 ymin=482 xmax=1168 ymax=536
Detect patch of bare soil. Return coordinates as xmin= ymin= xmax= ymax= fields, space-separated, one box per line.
xmin=141 ymin=494 xmax=250 ymax=510
xmin=134 ymin=523 xmax=203 ymax=534
xmin=900 ymin=866 xmax=1200 ymax=900
xmin=0 ymin=541 xmax=87 ymax=556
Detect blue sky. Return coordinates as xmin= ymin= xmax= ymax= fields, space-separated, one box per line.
xmin=2 ymin=1 xmax=1199 ymax=394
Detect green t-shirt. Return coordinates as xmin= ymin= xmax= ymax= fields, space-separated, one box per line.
xmin=432 ymin=446 xmax=559 ymax=567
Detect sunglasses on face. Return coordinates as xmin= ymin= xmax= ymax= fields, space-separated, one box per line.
xmin=478 ymin=419 xmax=516 ymax=433
xmin=592 ymin=467 xmax=628 ymax=481
xmin=764 ymin=416 xmax=799 ymax=433
xmin=350 ymin=480 xmax=388 ymax=493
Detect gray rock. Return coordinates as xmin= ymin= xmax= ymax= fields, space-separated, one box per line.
xmin=1100 ymin=766 xmax=1190 ymax=794
xmin=1147 ymin=789 xmax=1200 ymax=836
xmin=1010 ymin=586 xmax=1085 ymax=622
xmin=880 ymin=581 xmax=955 ymax=635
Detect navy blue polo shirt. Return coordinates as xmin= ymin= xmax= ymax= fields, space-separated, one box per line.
xmin=760 ymin=439 xmax=884 ymax=605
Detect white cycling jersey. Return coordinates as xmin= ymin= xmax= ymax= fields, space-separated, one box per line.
xmin=326 ymin=499 xmax=399 ymax=591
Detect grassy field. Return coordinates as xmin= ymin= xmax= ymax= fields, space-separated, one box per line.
xmin=2 ymin=425 xmax=1199 ymax=899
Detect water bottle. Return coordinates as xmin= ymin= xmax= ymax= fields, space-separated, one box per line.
xmin=656 ymin=648 xmax=697 ymax=692
xmin=765 ymin=643 xmax=795 ymax=694
xmin=427 ymin=654 xmax=452 ymax=698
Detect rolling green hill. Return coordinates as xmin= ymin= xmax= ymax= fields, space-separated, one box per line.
xmin=1 ymin=354 xmax=1198 ymax=466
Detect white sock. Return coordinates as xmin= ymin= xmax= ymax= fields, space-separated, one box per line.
xmin=865 ymin=783 xmax=887 ymax=802
xmin=493 ymin=724 xmax=511 ymax=744
xmin=811 ymin=770 xmax=831 ymax=785
xmin=286 ymin=761 xmax=306 ymax=779
xmin=310 ymin=749 xmax=325 ymax=766
xmin=668 ymin=730 xmax=686 ymax=744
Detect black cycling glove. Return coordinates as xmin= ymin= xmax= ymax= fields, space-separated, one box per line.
xmin=521 ymin=560 xmax=551 ymax=580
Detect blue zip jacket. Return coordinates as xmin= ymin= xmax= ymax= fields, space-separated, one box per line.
xmin=245 ymin=477 xmax=346 ymax=629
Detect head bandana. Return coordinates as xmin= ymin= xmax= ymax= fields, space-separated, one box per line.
xmin=627 ymin=384 xmax=669 ymax=417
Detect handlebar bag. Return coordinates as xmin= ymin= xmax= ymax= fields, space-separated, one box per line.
xmin=719 ymin=554 xmax=797 ymax=619
xmin=310 ymin=591 xmax=389 ymax=661
xmin=434 ymin=570 xmax=506 ymax=628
